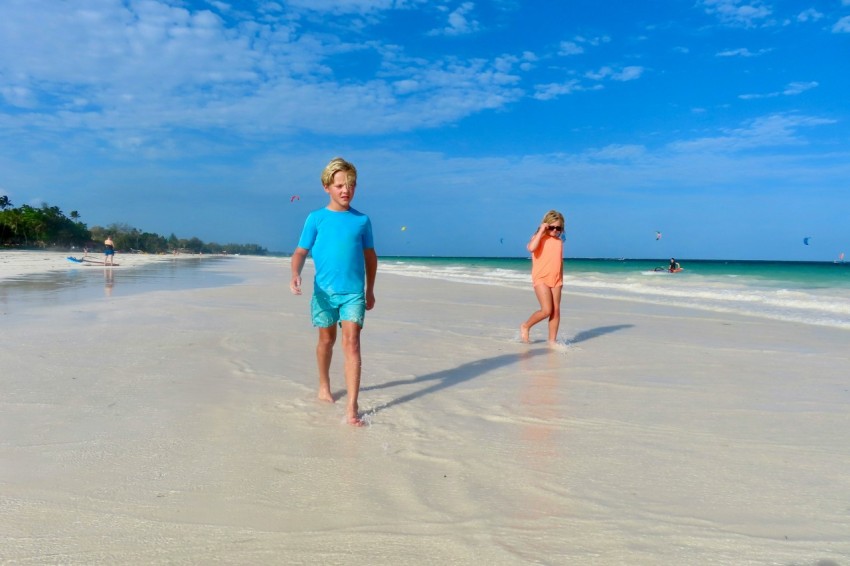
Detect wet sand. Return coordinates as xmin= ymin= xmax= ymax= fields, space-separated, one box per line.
xmin=2 ymin=255 xmax=849 ymax=564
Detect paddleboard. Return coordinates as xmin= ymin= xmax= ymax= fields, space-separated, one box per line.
xmin=79 ymin=258 xmax=119 ymax=266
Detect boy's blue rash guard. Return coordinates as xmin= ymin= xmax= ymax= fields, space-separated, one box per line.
xmin=297 ymin=207 xmax=374 ymax=295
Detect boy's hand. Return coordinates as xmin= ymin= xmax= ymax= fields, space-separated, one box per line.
xmin=365 ymin=291 xmax=375 ymax=310
xmin=290 ymin=275 xmax=302 ymax=295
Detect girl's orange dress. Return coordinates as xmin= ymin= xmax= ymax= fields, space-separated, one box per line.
xmin=531 ymin=235 xmax=563 ymax=287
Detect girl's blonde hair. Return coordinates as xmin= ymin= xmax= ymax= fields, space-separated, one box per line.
xmin=541 ymin=209 xmax=565 ymax=227
xmin=321 ymin=157 xmax=357 ymax=188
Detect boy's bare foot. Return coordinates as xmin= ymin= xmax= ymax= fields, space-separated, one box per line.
xmin=520 ymin=323 xmax=530 ymax=343
xmin=317 ymin=389 xmax=335 ymax=403
xmin=347 ymin=414 xmax=365 ymax=427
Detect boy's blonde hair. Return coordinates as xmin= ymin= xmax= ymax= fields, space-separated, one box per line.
xmin=541 ymin=210 xmax=565 ymax=226
xmin=321 ymin=157 xmax=357 ymax=188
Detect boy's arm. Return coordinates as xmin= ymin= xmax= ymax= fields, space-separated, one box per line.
xmin=290 ymin=247 xmax=309 ymax=295
xmin=364 ymin=248 xmax=377 ymax=310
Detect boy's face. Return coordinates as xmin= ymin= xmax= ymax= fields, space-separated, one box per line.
xmin=324 ymin=170 xmax=356 ymax=211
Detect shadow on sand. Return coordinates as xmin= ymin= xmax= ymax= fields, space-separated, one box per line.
xmin=362 ymin=324 xmax=634 ymax=412
xmin=362 ymin=348 xmax=550 ymax=412
xmin=567 ymin=324 xmax=634 ymax=345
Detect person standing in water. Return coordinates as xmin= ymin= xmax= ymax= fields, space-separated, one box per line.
xmin=104 ymin=235 xmax=115 ymax=266
xmin=520 ymin=210 xmax=565 ymax=345
xmin=669 ymin=258 xmax=681 ymax=272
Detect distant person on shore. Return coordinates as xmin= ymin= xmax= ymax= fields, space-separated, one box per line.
xmin=289 ymin=157 xmax=378 ymax=427
xmin=520 ymin=210 xmax=565 ymax=345
xmin=104 ymin=235 xmax=115 ymax=266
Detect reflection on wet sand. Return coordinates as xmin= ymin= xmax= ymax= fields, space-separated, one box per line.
xmin=515 ymin=348 xmax=566 ymax=521
xmin=104 ymin=268 xmax=115 ymax=297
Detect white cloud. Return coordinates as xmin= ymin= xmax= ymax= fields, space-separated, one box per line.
xmin=429 ymin=2 xmax=480 ymax=36
xmin=738 ymin=93 xmax=773 ymax=100
xmin=585 ymin=66 xmax=613 ymax=81
xmin=558 ymin=34 xmax=610 ymax=57
xmin=739 ymin=80 xmax=818 ymax=99
xmin=0 ymin=86 xmax=35 ymax=108
xmin=716 ymin=47 xmax=770 ymax=57
xmin=796 ymin=8 xmax=823 ymax=23
xmin=0 ymin=0 xmax=529 ymax=142
xmin=575 ymin=34 xmax=611 ymax=46
xmin=612 ymin=66 xmax=643 ymax=81
xmin=783 ymin=81 xmax=818 ymax=95
xmin=701 ymin=0 xmax=773 ymax=27
xmin=669 ymin=114 xmax=834 ymax=152
xmin=532 ymin=80 xmax=583 ymax=101
xmin=518 ymin=51 xmax=538 ymax=72
xmin=833 ymin=16 xmax=850 ymax=32
xmin=585 ymin=65 xmax=643 ymax=82
xmin=586 ymin=144 xmax=648 ymax=161
xmin=558 ymin=41 xmax=584 ymax=56
xmin=284 ymin=0 xmax=417 ymax=14
xmin=392 ymin=79 xmax=420 ymax=94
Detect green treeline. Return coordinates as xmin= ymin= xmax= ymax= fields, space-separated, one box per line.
xmin=0 ymin=197 xmax=267 ymax=255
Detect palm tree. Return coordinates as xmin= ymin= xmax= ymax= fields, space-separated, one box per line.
xmin=0 ymin=195 xmax=11 ymax=210
xmin=70 ymin=210 xmax=80 ymax=220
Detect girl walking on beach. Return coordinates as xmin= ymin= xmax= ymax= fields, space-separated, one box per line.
xmin=520 ymin=210 xmax=564 ymax=344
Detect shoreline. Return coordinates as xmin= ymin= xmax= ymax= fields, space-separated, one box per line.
xmin=1 ymin=251 xmax=244 ymax=315
xmin=0 ymin=249 xmax=237 ymax=281
xmin=376 ymin=256 xmax=850 ymax=330
xmin=2 ymin=256 xmax=849 ymax=564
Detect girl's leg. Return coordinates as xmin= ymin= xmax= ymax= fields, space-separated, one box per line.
xmin=521 ymin=284 xmax=554 ymax=343
xmin=340 ymin=321 xmax=364 ymax=426
xmin=547 ymin=285 xmax=562 ymax=343
xmin=316 ymin=325 xmax=336 ymax=402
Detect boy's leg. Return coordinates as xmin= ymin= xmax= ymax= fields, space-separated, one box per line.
xmin=340 ymin=321 xmax=363 ymax=425
xmin=547 ymin=286 xmax=563 ymax=343
xmin=316 ymin=325 xmax=336 ymax=402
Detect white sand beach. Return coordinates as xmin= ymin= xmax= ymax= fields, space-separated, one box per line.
xmin=1 ymin=255 xmax=849 ymax=565
xmin=0 ymin=249 xmax=220 ymax=280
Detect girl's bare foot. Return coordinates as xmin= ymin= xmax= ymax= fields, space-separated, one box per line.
xmin=520 ymin=323 xmax=530 ymax=343
xmin=317 ymin=389 xmax=335 ymax=403
xmin=346 ymin=400 xmax=364 ymax=426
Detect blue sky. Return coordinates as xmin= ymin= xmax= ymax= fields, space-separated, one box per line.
xmin=1 ymin=0 xmax=848 ymax=260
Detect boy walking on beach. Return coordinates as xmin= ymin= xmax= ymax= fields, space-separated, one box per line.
xmin=290 ymin=157 xmax=377 ymax=426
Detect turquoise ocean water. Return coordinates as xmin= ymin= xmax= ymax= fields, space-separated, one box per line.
xmin=378 ymin=257 xmax=850 ymax=330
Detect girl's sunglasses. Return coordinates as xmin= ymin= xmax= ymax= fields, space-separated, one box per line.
xmin=547 ymin=225 xmax=563 ymax=232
